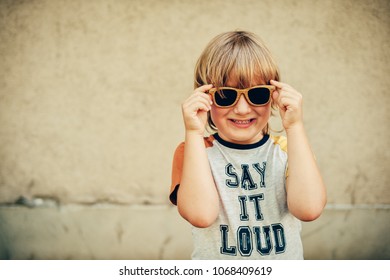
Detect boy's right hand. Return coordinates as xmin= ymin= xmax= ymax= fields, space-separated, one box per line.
xmin=181 ymin=84 xmax=213 ymax=135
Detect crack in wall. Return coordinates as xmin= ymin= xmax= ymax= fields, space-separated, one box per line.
xmin=0 ymin=196 xmax=171 ymax=208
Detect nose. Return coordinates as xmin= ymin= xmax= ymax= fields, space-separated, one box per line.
xmin=233 ymin=93 xmax=251 ymax=115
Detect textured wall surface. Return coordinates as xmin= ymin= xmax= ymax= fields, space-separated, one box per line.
xmin=0 ymin=0 xmax=389 ymax=259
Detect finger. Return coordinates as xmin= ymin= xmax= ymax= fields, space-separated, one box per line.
xmin=277 ymin=89 xmax=302 ymax=105
xmin=186 ymin=102 xmax=211 ymax=117
xmin=193 ymin=87 xmax=213 ymax=105
xmin=183 ymin=95 xmax=212 ymax=113
xmin=270 ymin=79 xmax=285 ymax=88
xmin=272 ymin=89 xmax=289 ymax=109
xmin=270 ymin=80 xmax=294 ymax=91
xmin=189 ymin=91 xmax=213 ymax=106
xmin=196 ymin=84 xmax=214 ymax=93
xmin=193 ymin=98 xmax=212 ymax=111
xmin=272 ymin=89 xmax=281 ymax=108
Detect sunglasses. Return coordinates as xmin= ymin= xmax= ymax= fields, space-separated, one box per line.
xmin=208 ymin=85 xmax=275 ymax=108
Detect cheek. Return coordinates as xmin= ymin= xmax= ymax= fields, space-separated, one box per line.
xmin=254 ymin=104 xmax=272 ymax=117
xmin=210 ymin=107 xmax=229 ymax=124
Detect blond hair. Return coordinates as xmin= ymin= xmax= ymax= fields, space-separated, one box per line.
xmin=194 ymin=31 xmax=280 ymax=134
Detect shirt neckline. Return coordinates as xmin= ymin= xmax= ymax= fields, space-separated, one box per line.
xmin=213 ymin=133 xmax=270 ymax=150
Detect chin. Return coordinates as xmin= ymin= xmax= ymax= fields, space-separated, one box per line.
xmin=228 ymin=131 xmax=264 ymax=144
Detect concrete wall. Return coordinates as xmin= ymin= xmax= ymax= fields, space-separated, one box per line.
xmin=0 ymin=0 xmax=389 ymax=259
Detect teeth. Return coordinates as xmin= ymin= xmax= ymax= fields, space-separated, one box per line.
xmin=233 ymin=119 xmax=251 ymax=124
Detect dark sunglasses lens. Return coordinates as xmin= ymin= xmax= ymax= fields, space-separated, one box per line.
xmin=248 ymin=88 xmax=270 ymax=105
xmin=215 ymin=89 xmax=237 ymax=106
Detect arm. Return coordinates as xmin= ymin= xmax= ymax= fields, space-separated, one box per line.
xmin=271 ymin=80 xmax=327 ymax=221
xmin=177 ymin=85 xmax=220 ymax=228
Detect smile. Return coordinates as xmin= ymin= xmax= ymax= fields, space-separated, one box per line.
xmin=230 ymin=118 xmax=255 ymax=127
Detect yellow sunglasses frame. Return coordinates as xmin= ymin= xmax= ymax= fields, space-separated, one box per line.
xmin=208 ymin=85 xmax=275 ymax=108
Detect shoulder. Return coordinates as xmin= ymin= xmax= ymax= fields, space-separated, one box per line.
xmin=270 ymin=134 xmax=287 ymax=153
xmin=204 ymin=134 xmax=216 ymax=148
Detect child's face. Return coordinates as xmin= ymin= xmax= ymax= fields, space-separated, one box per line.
xmin=210 ymin=76 xmax=271 ymax=144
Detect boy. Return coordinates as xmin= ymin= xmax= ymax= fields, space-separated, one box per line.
xmin=170 ymin=31 xmax=326 ymax=259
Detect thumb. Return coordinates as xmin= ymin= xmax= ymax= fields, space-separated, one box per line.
xmin=272 ymin=90 xmax=280 ymax=107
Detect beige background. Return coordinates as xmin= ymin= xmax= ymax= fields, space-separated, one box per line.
xmin=0 ymin=0 xmax=389 ymax=259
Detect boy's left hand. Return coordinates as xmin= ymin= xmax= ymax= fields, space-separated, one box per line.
xmin=270 ymin=80 xmax=303 ymax=131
